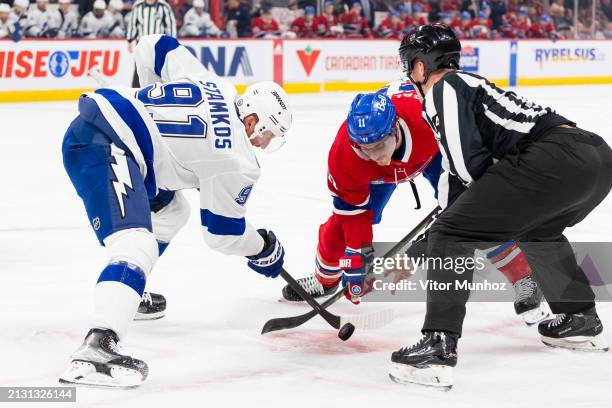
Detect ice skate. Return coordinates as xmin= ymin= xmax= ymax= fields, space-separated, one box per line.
xmin=59 ymin=329 xmax=148 ymax=387
xmin=134 ymin=291 xmax=166 ymax=320
xmin=281 ymin=274 xmax=338 ymax=302
xmin=513 ymin=276 xmax=551 ymax=325
xmin=389 ymin=331 xmax=458 ymax=390
xmin=539 ymin=307 xmax=609 ymax=352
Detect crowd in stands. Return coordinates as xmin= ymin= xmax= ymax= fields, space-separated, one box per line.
xmin=0 ymin=0 xmax=611 ymax=41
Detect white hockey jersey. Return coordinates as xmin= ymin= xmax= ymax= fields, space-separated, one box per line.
xmin=0 ymin=18 xmax=15 ymax=38
xmin=178 ymin=8 xmax=220 ymax=37
xmin=79 ymin=10 xmax=115 ymax=38
xmin=79 ymin=35 xmax=265 ymax=257
xmin=25 ymin=6 xmax=61 ymax=37
xmin=108 ymin=10 xmax=126 ymax=37
xmin=57 ymin=9 xmax=79 ymax=38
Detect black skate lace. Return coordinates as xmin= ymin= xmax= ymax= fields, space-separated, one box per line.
xmin=299 ymin=275 xmax=324 ymax=296
xmin=548 ymin=314 xmax=567 ymax=328
xmin=513 ymin=277 xmax=537 ymax=302
xmin=142 ymin=292 xmax=152 ymax=305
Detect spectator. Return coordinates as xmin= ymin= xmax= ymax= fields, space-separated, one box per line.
xmin=550 ymin=0 xmax=565 ymax=20
xmin=226 ymin=0 xmax=251 ymax=37
xmin=57 ymin=0 xmax=79 ymax=38
xmin=0 ymin=3 xmax=16 ymax=39
xmin=514 ymin=6 xmax=530 ymax=37
xmin=470 ymin=9 xmax=491 ymax=38
xmin=603 ymin=0 xmax=612 ymax=22
xmin=272 ymin=0 xmax=302 ymax=33
xmin=27 ymin=0 xmax=61 ymax=37
xmin=290 ymin=5 xmax=316 ymax=37
xmin=340 ymin=2 xmax=371 ymax=37
xmin=604 ymin=21 xmax=612 ymax=38
xmin=343 ymin=0 xmax=374 ymax=27
xmin=179 ymin=0 xmax=221 ymax=37
xmin=315 ymin=0 xmax=341 ymax=37
xmin=376 ymin=10 xmax=404 ymax=38
xmin=489 ymin=0 xmax=506 ymax=30
xmin=460 ymin=0 xmax=476 ymax=18
xmin=108 ymin=0 xmax=126 ymax=37
xmin=528 ymin=14 xmax=557 ymax=38
xmin=251 ymin=5 xmax=280 ymax=38
xmin=79 ymin=0 xmax=114 ymax=38
xmin=428 ymin=0 xmax=441 ymax=22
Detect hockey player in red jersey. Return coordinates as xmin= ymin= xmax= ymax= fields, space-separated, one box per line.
xmin=282 ymin=82 xmax=440 ymax=304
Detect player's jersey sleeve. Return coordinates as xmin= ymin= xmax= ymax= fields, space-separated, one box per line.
xmin=199 ymin=171 xmax=264 ymax=257
xmin=134 ymin=34 xmax=218 ymax=86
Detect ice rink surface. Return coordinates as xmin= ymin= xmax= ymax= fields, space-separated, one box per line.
xmin=1 ymin=85 xmax=612 ymax=408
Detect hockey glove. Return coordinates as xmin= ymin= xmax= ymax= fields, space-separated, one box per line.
xmin=340 ymin=247 xmax=373 ymax=305
xmin=247 ymin=229 xmax=285 ymax=278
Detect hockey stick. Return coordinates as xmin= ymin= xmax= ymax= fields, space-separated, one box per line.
xmin=262 ymin=206 xmax=441 ymax=334
xmin=88 ymin=66 xmax=109 ymax=87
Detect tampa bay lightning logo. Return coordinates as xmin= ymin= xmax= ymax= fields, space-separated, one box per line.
xmin=48 ymin=51 xmax=70 ymax=77
xmin=235 ymin=184 xmax=253 ymax=206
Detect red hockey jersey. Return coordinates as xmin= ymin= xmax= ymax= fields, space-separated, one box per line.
xmin=315 ymin=81 xmax=439 ymax=282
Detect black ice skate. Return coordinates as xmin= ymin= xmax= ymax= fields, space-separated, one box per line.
xmin=59 ymin=328 xmax=148 ymax=387
xmin=513 ymin=276 xmax=551 ymax=325
xmin=538 ymin=307 xmax=609 ymax=352
xmin=134 ymin=291 xmax=166 ymax=320
xmin=389 ymin=331 xmax=459 ymax=390
xmin=281 ymin=274 xmax=338 ymax=302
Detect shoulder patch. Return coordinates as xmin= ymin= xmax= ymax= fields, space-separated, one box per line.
xmin=235 ymin=184 xmax=253 ymax=206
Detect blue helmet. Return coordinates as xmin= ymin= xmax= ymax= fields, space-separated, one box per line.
xmin=347 ymin=93 xmax=396 ymax=145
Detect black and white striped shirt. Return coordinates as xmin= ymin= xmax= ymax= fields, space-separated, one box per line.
xmin=127 ymin=0 xmax=177 ymax=42
xmin=422 ymin=71 xmax=570 ymax=208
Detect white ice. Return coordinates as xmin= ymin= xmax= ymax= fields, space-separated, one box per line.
xmin=1 ymin=85 xmax=611 ymax=408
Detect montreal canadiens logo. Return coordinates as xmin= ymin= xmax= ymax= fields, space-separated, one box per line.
xmin=350 ymin=285 xmax=362 ymax=296
xmin=48 ymin=51 xmax=70 ymax=78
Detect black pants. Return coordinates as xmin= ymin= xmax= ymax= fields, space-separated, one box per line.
xmin=423 ymin=127 xmax=612 ymax=335
xmin=132 ymin=66 xmax=140 ymax=88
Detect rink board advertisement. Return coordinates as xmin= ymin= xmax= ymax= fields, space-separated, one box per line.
xmin=516 ymin=40 xmax=612 ymax=85
xmin=282 ymin=40 xmax=509 ymax=91
xmin=0 ymin=38 xmax=611 ymax=102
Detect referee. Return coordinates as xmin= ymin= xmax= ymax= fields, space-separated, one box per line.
xmin=127 ymin=0 xmax=177 ymax=86
xmin=389 ymin=24 xmax=612 ymax=388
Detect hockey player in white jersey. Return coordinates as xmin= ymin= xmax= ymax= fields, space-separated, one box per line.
xmin=108 ymin=0 xmax=127 ymax=37
xmin=59 ymin=34 xmax=292 ymax=387
xmin=56 ymin=0 xmax=79 ymax=38
xmin=179 ymin=0 xmax=221 ymax=38
xmin=0 ymin=3 xmax=15 ymax=39
xmin=79 ymin=0 xmax=115 ymax=38
xmin=25 ymin=0 xmax=61 ymax=37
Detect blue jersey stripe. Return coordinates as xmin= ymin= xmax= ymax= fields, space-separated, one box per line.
xmin=200 ymin=209 xmax=246 ymax=236
xmin=94 ymin=89 xmax=157 ymax=199
xmin=97 ymin=262 xmax=146 ymax=296
xmin=154 ymin=35 xmax=180 ymax=76
xmin=333 ymin=196 xmax=370 ymax=212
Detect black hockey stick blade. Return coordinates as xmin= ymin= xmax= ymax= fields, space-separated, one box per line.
xmin=261 ymin=206 xmax=441 ymax=334
xmin=261 ymin=289 xmax=345 ymax=334
xmin=278 ymin=268 xmax=341 ymax=329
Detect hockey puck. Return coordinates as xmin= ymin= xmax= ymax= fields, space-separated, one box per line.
xmin=338 ymin=323 xmax=355 ymax=341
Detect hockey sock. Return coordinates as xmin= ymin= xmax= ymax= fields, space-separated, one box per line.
xmin=315 ymin=252 xmax=342 ymax=288
xmin=487 ymin=241 xmax=533 ymax=284
xmin=92 ymin=262 xmax=146 ymax=339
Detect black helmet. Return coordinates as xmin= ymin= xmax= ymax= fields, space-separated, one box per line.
xmin=399 ymin=24 xmax=461 ymax=82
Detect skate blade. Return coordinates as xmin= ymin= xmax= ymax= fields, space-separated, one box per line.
xmin=59 ymin=361 xmax=145 ymax=388
xmin=521 ymin=303 xmax=552 ymax=326
xmin=541 ymin=334 xmax=610 ymax=352
xmin=388 ymin=363 xmax=453 ymax=390
xmin=134 ymin=311 xmax=165 ymax=321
